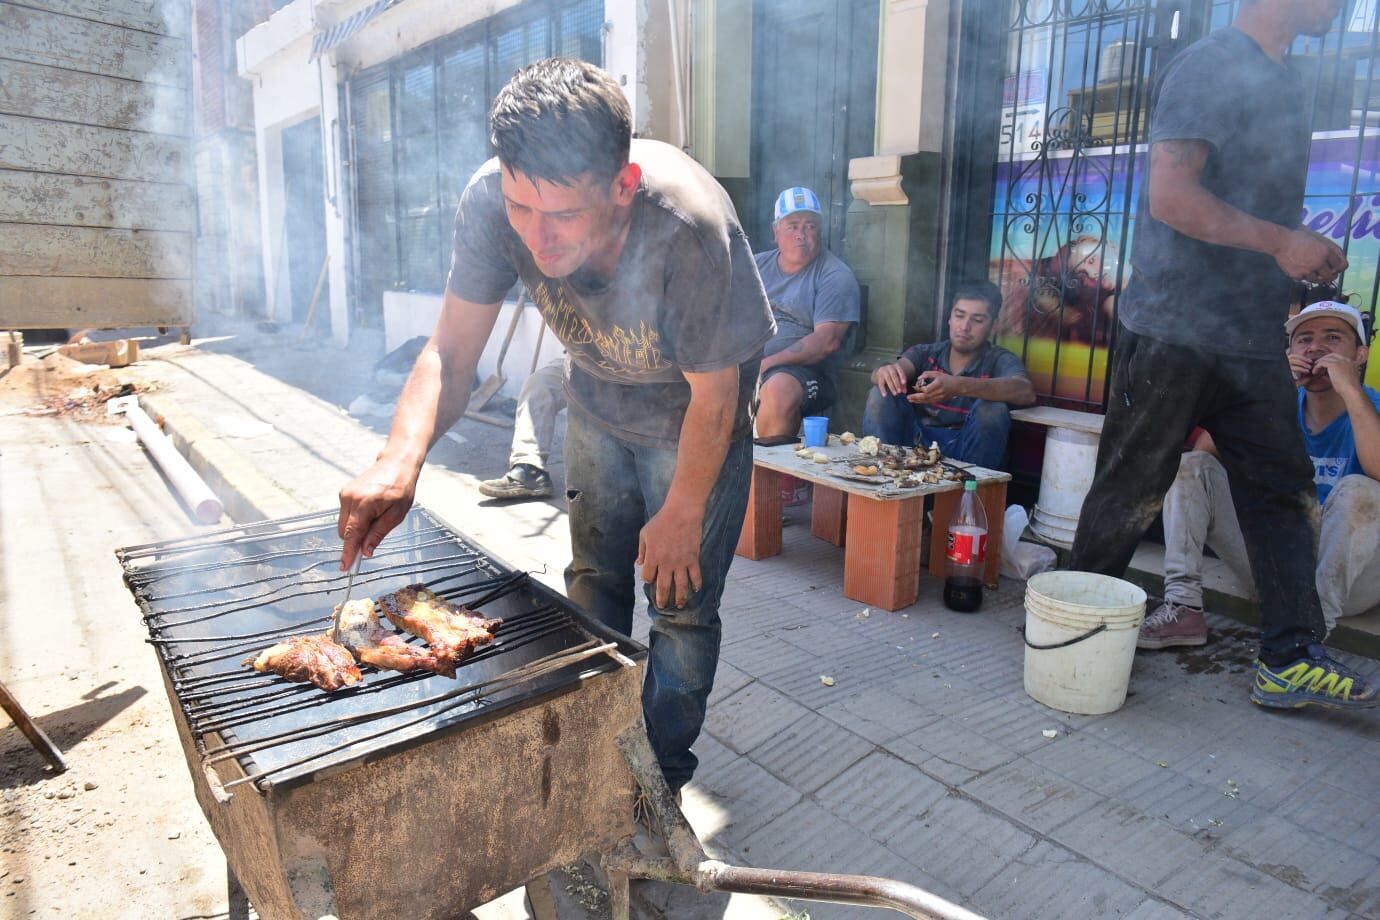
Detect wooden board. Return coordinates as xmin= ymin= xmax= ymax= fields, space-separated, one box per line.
xmin=5 ymin=0 xmax=190 ymax=37
xmin=0 ymin=114 xmax=191 ymax=184
xmin=0 ymin=4 xmax=190 ymax=87
xmin=0 ymin=60 xmax=190 ymax=135
xmin=0 ymin=224 xmax=192 ymax=278
xmin=1010 ymin=405 xmax=1105 ymax=435
xmin=0 ymin=276 xmax=192 ymax=327
xmin=0 ymin=169 xmax=195 ymax=231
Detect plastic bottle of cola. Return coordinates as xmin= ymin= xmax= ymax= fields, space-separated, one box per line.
xmin=943 ymin=480 xmax=987 ymax=612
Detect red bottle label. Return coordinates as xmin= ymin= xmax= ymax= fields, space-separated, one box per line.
xmin=946 ymin=529 xmax=987 ymax=566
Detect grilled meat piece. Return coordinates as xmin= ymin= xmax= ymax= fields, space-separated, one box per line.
xmin=332 ymin=598 xmax=444 ymax=675
xmin=377 ymin=585 xmax=502 ymax=678
xmin=245 ymin=634 xmax=362 ymax=691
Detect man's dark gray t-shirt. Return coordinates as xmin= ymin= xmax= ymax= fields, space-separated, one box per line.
xmin=1119 ymin=27 xmax=1309 ymax=359
xmin=898 ymin=341 xmax=1028 ymax=428
xmin=755 ymin=249 xmax=861 ymax=380
xmin=445 ymin=139 xmax=775 ymax=448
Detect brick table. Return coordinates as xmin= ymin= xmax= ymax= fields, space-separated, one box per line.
xmin=735 ymin=441 xmax=1010 ymax=611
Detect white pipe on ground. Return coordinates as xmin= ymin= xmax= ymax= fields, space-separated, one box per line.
xmin=115 ymin=399 xmax=224 ymax=524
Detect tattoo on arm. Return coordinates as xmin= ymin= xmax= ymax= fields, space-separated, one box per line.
xmin=1155 ymin=139 xmax=1206 ymax=170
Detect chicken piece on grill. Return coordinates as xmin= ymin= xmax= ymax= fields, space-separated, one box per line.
xmin=245 ymin=634 xmax=362 ymax=692
xmin=332 ymin=597 xmax=444 ymax=675
xmin=377 ymin=585 xmax=502 ymax=678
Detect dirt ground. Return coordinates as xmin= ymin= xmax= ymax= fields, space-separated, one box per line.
xmin=0 ymin=353 xmax=233 ymax=918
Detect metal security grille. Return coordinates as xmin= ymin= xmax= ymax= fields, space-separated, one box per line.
xmin=953 ymin=0 xmax=1380 ymax=409
xmin=344 ymin=0 xmax=604 ymax=326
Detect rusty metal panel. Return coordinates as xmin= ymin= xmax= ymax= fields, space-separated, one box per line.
xmin=0 ymin=60 xmax=189 ymax=135
xmin=0 ymin=169 xmax=195 ymax=232
xmin=12 ymin=0 xmax=189 ymax=37
xmin=0 ymin=225 xmax=192 ymax=278
xmin=0 ymin=4 xmax=190 ymax=86
xmin=0 ymin=277 xmax=192 ymax=327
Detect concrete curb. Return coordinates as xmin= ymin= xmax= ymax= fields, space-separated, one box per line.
xmin=140 ymin=391 xmax=307 ymax=525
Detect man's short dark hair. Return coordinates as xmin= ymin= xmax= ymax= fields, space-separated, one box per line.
xmin=950 ymin=280 xmax=1002 ymax=318
xmin=489 ymin=58 xmax=632 ymax=187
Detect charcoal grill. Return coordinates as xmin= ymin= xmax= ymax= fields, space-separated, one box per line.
xmin=117 ymin=506 xmax=982 ymax=920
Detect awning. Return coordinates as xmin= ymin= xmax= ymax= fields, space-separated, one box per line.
xmin=309 ymin=0 xmax=398 ymax=61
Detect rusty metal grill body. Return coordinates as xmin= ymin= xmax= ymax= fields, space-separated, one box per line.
xmin=117 ymin=507 xmax=646 ymax=920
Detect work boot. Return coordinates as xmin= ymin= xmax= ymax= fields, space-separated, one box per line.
xmin=1137 ymin=601 xmax=1208 ymax=649
xmin=478 ymin=463 xmax=553 ymax=500
xmin=1252 ymin=645 xmax=1380 ymax=710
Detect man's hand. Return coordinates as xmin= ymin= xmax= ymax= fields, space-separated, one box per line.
xmin=637 ymin=498 xmax=704 ymax=609
xmin=909 ymin=370 xmax=966 ymax=405
xmin=1273 ymin=228 xmax=1347 ymax=283
xmin=1314 ymin=352 xmax=1364 ymax=397
xmin=338 ymin=456 xmax=421 ymax=570
xmin=1288 ymin=350 xmax=1319 ymax=383
xmin=873 ymin=362 xmax=910 ymax=397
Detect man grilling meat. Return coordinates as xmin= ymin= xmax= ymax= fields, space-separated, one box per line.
xmin=337 ymin=59 xmax=775 ymax=794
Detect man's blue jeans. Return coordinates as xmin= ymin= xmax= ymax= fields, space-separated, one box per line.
xmin=563 ymin=411 xmax=752 ymax=791
xmin=861 ymin=389 xmax=1012 ymax=469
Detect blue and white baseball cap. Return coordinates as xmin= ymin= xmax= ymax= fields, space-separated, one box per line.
xmin=773 ymin=186 xmax=822 ymax=223
xmin=1285 ymin=300 xmax=1368 ymax=342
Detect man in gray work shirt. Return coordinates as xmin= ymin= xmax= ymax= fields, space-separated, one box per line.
xmin=754 ymin=186 xmax=861 ymax=438
xmin=338 ymin=59 xmax=776 ymax=791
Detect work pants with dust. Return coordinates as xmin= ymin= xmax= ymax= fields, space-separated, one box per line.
xmin=1163 ymin=451 xmax=1380 ymax=633
xmin=1070 ymin=327 xmax=1325 ymax=665
xmin=562 ymin=411 xmax=752 ymax=792
xmin=508 ymin=357 xmax=566 ymax=471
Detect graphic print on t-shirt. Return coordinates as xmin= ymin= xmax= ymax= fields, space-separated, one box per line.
xmin=1314 ymin=456 xmax=1349 ymax=493
xmin=529 ymin=277 xmax=672 ymax=377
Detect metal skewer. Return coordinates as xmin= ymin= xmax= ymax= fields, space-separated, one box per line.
xmin=329 ymin=556 xmax=362 ymax=644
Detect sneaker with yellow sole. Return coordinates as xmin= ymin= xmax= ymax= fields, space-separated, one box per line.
xmin=1251 ymin=645 xmax=1380 ymax=710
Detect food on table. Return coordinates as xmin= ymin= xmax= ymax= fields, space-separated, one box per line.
xmin=853 ymin=464 xmax=880 ymax=476
xmin=858 ymin=436 xmax=881 ymax=457
xmin=813 ymin=452 xmax=829 ymax=463
xmin=245 ymin=634 xmax=363 ymax=691
xmin=795 ymin=446 xmax=815 ymax=459
xmin=839 ymin=432 xmax=856 ymax=445
xmin=378 ymin=585 xmax=503 ymax=678
xmin=332 ymin=597 xmax=445 ymax=675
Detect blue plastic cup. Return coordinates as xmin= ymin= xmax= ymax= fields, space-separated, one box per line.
xmin=802 ymin=416 xmax=829 ymax=448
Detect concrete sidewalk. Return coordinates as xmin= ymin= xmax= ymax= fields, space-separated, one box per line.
xmin=96 ymin=325 xmax=1380 ymax=917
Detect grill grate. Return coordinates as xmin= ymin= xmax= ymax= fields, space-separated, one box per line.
xmin=117 ymin=507 xmax=640 ymax=793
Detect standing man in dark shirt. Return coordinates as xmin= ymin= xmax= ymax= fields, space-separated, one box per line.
xmin=862 ymin=280 xmax=1036 ymax=469
xmin=336 ymin=59 xmax=776 ymax=788
xmin=1070 ymin=0 xmax=1377 ymax=709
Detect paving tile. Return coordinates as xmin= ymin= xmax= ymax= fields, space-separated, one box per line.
xmin=1272 ymin=780 xmax=1380 ymax=862
xmin=971 ymin=841 xmax=1148 ymax=920
xmin=960 ymin=759 xmax=1103 ymax=834
xmin=889 ymin=670 xmax=998 ymax=719
xmin=1116 ymin=767 xmax=1267 ymax=839
xmin=719 ymin=632 xmax=817 ymax=679
xmin=1217 ymin=811 xmax=1380 ymax=911
xmin=1025 ymin=731 xmax=1165 ymax=798
xmin=746 ymin=709 xmax=874 ymax=793
xmin=887 ymin=715 xmax=1022 ymax=780
xmin=1047 ymin=799 xmax=1215 ymax=890
xmin=881 ymin=795 xmax=1037 ymax=899
xmin=813 ymin=749 xmax=951 ymax=841
xmin=1122 ymin=900 xmax=1194 ymax=920
xmin=1335 ymin=862 xmax=1380 ymax=917
xmin=686 ymin=743 xmax=803 ymax=852
xmin=703 ymin=680 xmax=811 ymax=754
xmin=1152 ymin=850 xmax=1339 ymax=919
xmin=708 ymin=659 xmax=754 ymax=707
xmin=816 ymin=677 xmax=944 ymax=745
xmin=946 ymin=694 xmax=1067 ymax=755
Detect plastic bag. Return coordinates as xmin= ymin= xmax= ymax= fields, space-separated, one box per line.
xmin=1001 ymin=505 xmax=1058 ymax=580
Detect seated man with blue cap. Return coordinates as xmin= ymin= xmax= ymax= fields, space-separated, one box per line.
xmin=753 ymin=187 xmax=862 ymax=438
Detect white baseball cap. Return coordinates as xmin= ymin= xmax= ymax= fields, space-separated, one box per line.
xmin=1285 ymin=300 xmax=1368 ymax=343
xmin=773 ymin=187 xmax=822 ymax=223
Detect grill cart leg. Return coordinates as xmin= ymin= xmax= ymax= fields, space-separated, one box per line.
xmin=0 ymin=678 xmax=66 ymax=772
xmin=611 ymin=725 xmax=986 ymax=920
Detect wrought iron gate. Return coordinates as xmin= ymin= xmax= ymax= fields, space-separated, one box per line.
xmin=950 ymin=0 xmax=1380 ymax=409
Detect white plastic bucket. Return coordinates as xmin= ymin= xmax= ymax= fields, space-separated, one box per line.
xmin=1023 ymin=571 xmax=1146 ymax=715
xmin=1029 ymin=427 xmax=1099 ymax=549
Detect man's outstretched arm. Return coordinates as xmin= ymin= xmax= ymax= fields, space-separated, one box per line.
xmin=338 ymin=290 xmax=502 ymax=568
xmin=760 ymin=322 xmax=852 ymax=372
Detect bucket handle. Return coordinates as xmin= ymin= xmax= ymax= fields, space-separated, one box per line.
xmin=1022 ymin=622 xmax=1106 ymax=650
